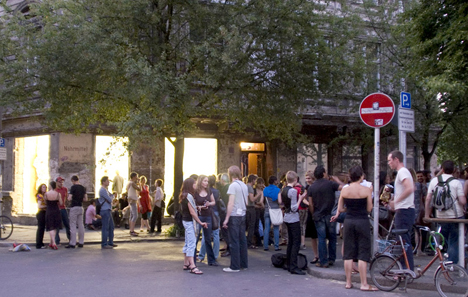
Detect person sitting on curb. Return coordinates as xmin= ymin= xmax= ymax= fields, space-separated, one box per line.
xmin=85 ymin=199 xmax=102 ymax=230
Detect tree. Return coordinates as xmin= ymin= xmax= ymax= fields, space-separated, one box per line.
xmin=361 ymin=0 xmax=468 ymax=170
xmin=0 ymin=0 xmax=372 ymax=200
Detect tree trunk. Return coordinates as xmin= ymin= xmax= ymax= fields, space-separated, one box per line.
xmin=173 ymin=136 xmax=184 ymax=213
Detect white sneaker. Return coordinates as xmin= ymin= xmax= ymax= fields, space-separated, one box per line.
xmin=223 ymin=267 xmax=240 ymax=273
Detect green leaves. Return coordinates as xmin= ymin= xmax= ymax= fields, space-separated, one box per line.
xmin=0 ymin=0 xmax=375 ymax=148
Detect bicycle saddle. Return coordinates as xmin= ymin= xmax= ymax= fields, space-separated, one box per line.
xmin=391 ymin=229 xmax=408 ymax=235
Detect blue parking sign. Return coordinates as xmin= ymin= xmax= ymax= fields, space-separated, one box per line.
xmin=401 ymin=92 xmax=411 ymax=109
xmin=0 ymin=138 xmax=5 ymax=147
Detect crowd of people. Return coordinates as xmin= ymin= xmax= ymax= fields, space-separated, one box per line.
xmin=33 ymin=152 xmax=468 ymax=289
xmin=35 ymin=173 xmax=165 ymax=249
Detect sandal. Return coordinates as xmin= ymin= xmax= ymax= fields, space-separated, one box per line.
xmin=310 ymin=257 xmax=319 ymax=264
xmin=183 ymin=264 xmax=191 ymax=270
xmin=360 ymin=285 xmax=378 ymax=291
xmin=130 ymin=231 xmax=139 ymax=236
xmin=190 ymin=266 xmax=203 ymax=275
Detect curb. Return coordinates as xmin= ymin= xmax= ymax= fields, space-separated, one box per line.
xmin=307 ymin=266 xmax=441 ymax=293
xmin=0 ymin=237 xmax=184 ymax=248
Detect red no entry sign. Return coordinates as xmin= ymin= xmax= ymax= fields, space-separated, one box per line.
xmin=359 ymin=93 xmax=395 ymax=128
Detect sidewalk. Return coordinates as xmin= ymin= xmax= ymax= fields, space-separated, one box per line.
xmin=306 ymin=244 xmax=452 ymax=293
xmin=0 ymin=224 xmax=452 ymax=293
xmin=0 ymin=223 xmax=181 ymax=248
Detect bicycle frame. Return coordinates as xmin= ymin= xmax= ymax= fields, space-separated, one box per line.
xmin=386 ymin=228 xmax=454 ymax=283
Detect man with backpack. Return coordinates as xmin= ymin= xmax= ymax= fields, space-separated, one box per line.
xmin=425 ymin=160 xmax=466 ymax=264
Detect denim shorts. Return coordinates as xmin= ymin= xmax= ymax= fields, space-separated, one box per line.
xmin=129 ymin=203 xmax=138 ymax=222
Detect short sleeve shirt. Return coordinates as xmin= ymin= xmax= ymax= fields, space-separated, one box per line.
xmin=227 ymin=180 xmax=248 ymax=217
xmin=308 ymin=178 xmax=339 ymax=221
xmin=394 ymin=168 xmax=415 ymax=210
xmin=247 ymin=184 xmax=255 ymax=206
xmin=427 ymin=174 xmax=464 ymax=218
xmin=180 ymin=198 xmax=193 ymax=222
xmin=56 ymin=187 xmax=68 ymax=210
xmin=70 ymin=184 xmax=86 ymax=207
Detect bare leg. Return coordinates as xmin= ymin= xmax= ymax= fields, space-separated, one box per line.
xmin=359 ymin=260 xmax=370 ymax=289
xmin=49 ymin=230 xmax=56 ymax=246
xmin=301 ymin=235 xmax=305 ymax=247
xmin=344 ymin=259 xmax=353 ymax=288
xmin=311 ymin=238 xmax=318 ymax=259
xmin=130 ymin=221 xmax=135 ymax=233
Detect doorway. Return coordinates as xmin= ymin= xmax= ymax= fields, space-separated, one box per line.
xmin=240 ymin=142 xmax=266 ymax=179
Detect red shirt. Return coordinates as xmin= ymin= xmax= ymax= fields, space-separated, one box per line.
xmin=56 ymin=187 xmax=68 ymax=210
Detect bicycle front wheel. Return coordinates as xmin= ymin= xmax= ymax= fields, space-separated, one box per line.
xmin=435 ymin=263 xmax=468 ymax=297
xmin=0 ymin=215 xmax=13 ymax=240
xmin=370 ymin=254 xmax=402 ymax=291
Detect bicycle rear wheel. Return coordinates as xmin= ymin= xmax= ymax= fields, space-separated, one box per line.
xmin=0 ymin=215 xmax=13 ymax=240
xmin=435 ymin=263 xmax=468 ymax=297
xmin=370 ymin=254 xmax=402 ymax=291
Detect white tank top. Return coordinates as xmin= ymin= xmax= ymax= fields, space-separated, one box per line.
xmin=128 ymin=182 xmax=138 ymax=201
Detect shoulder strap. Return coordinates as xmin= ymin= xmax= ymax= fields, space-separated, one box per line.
xmin=235 ymin=181 xmax=248 ymax=206
xmin=265 ymin=196 xmax=271 ymax=209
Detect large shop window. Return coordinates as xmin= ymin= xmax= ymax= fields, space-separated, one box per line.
xmin=95 ymin=136 xmax=129 ymax=194
xmin=164 ymin=138 xmax=218 ymax=202
xmin=18 ymin=135 xmax=50 ymax=214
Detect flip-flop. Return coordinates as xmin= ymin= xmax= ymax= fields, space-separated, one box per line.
xmin=190 ymin=266 xmax=203 ymax=275
xmin=360 ymin=285 xmax=379 ymax=291
xmin=345 ymin=284 xmax=353 ymax=289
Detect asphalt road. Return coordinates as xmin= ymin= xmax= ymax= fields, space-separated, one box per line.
xmin=0 ymin=241 xmax=441 ymax=297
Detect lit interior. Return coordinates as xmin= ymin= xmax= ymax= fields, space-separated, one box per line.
xmin=164 ymin=138 xmax=218 ymax=203
xmin=95 ymin=136 xmax=129 ymax=194
xmin=240 ymin=142 xmax=265 ymax=151
xmin=21 ymin=135 xmax=50 ymax=214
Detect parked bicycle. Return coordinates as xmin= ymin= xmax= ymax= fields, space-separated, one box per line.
xmin=369 ymin=213 xmax=421 ymax=254
xmin=0 ymin=199 xmax=14 ymax=240
xmin=370 ymin=226 xmax=468 ymax=297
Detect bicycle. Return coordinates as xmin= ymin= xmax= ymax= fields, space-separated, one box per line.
xmin=369 ymin=213 xmax=420 ymax=254
xmin=0 ymin=199 xmax=14 ymax=240
xmin=370 ymin=226 xmax=468 ymax=297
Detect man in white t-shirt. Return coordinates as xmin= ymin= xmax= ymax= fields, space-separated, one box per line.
xmin=425 ymin=160 xmax=466 ymax=264
xmin=387 ymin=150 xmax=415 ymax=270
xmin=222 ymin=165 xmax=248 ymax=273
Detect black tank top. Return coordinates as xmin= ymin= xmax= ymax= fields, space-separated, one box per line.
xmin=343 ymin=198 xmax=368 ymax=220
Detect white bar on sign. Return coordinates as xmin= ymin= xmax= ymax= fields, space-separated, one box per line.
xmin=361 ymin=107 xmax=393 ymax=114
xmin=399 ymin=109 xmax=414 ymax=117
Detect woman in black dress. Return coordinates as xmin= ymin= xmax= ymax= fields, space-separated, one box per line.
xmin=44 ymin=181 xmax=63 ymax=250
xmin=336 ymin=166 xmax=377 ymax=291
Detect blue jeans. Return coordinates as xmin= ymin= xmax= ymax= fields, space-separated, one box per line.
xmin=394 ymin=208 xmax=415 ymax=270
xmin=314 ymin=215 xmax=336 ymax=266
xmin=440 ymin=217 xmax=463 ymax=264
xmin=228 ymin=216 xmax=248 ymax=270
xmin=199 ymin=212 xmax=220 ymax=260
xmin=55 ymin=208 xmax=70 ymax=244
xmin=264 ymin=212 xmax=279 ymax=250
xmin=101 ymin=209 xmax=114 ymax=247
xmin=194 ymin=215 xmax=216 ymax=264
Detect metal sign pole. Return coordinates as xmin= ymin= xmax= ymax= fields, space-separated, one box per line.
xmin=373 ymin=127 xmax=380 ymax=255
xmin=399 ymin=130 xmax=407 ymax=167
